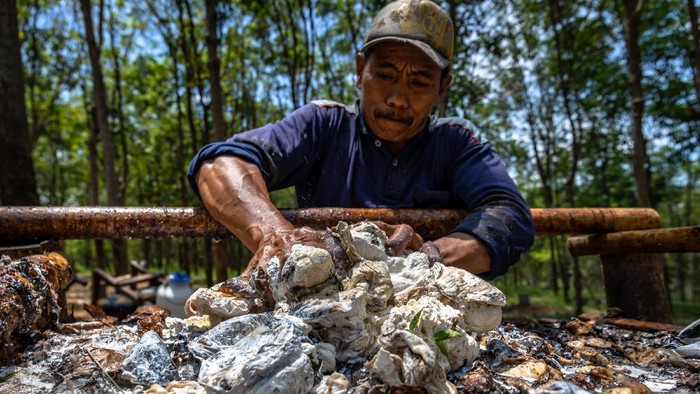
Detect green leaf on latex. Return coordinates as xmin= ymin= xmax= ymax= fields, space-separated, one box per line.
xmin=436 ymin=341 xmax=449 ymax=357
xmin=432 ymin=330 xmax=461 ymax=341
xmin=408 ymin=308 xmax=424 ymax=332
xmin=0 ymin=372 xmax=17 ymax=383
xmin=433 ymin=329 xmax=461 ymax=357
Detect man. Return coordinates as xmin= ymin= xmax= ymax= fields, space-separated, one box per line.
xmin=187 ymin=0 xmax=534 ymax=280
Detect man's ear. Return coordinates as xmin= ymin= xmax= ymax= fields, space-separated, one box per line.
xmin=439 ymin=74 xmax=452 ymax=96
xmin=355 ymin=53 xmax=366 ymax=88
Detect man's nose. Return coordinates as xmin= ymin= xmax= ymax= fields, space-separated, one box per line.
xmin=387 ymin=82 xmax=409 ymax=108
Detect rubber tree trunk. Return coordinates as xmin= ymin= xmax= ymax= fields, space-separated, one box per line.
xmin=687 ymin=0 xmax=700 ymax=104
xmin=622 ymin=0 xmax=653 ymax=207
xmin=600 ymin=254 xmax=671 ymax=323
xmin=205 ymin=0 xmax=230 ymax=283
xmin=0 ymin=0 xmax=40 ymax=206
xmin=79 ymin=0 xmax=128 ymax=275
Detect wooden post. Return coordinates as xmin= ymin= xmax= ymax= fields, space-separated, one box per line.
xmin=567 ymin=227 xmax=694 ymax=323
xmin=600 ymin=254 xmax=671 ymax=323
xmin=566 ymin=218 xmax=679 ymax=323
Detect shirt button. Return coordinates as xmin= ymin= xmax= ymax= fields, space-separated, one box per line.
xmin=374 ymin=140 xmax=381 ymax=147
xmin=392 ymin=159 xmax=398 ymax=166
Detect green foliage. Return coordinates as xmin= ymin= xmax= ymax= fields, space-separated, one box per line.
xmin=0 ymin=371 xmax=17 ymax=383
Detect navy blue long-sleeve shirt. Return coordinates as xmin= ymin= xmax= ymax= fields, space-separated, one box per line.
xmin=187 ymin=100 xmax=534 ymax=279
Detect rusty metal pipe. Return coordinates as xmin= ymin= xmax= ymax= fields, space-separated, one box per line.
xmin=568 ymin=226 xmax=700 ymax=256
xmin=0 ymin=206 xmax=660 ymax=245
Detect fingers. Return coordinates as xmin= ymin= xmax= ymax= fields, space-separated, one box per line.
xmin=374 ymin=222 xmax=438 ymax=263
xmin=243 ymin=222 xmax=436 ymax=280
xmin=241 ymin=244 xmax=267 ymax=278
xmin=218 ymin=276 xmax=257 ymax=298
xmin=383 ymin=223 xmax=425 ymax=256
xmin=420 ymin=241 xmax=442 ymax=266
xmin=242 ymin=227 xmax=332 ymax=278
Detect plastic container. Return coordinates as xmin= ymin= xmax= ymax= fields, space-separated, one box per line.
xmin=103 ymin=294 xmax=138 ymax=319
xmin=155 ymin=272 xmax=194 ymax=318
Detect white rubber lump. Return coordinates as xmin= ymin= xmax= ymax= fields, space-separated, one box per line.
xmin=183 ymin=221 xmax=506 ymax=393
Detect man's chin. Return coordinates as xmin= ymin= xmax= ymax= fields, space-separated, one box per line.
xmin=377 ymin=119 xmax=412 ymax=136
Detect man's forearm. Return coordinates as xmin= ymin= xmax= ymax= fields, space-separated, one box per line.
xmin=196 ymin=156 xmax=294 ymax=251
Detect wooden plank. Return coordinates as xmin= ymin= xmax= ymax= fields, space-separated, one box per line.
xmin=568 ymin=226 xmax=700 ymax=256
xmin=577 ymin=312 xmax=684 ymax=333
xmin=0 ymin=206 xmax=661 ymax=245
xmin=0 ymin=240 xmax=59 ymax=259
xmin=93 ymin=268 xmax=121 ymax=287
xmin=604 ymin=316 xmax=682 ymax=332
xmin=110 ymin=273 xmax=164 ymax=287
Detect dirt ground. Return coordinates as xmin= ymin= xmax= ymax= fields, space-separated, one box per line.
xmin=63 ymin=275 xmax=201 ymax=321
xmin=63 ymin=278 xmax=94 ymax=321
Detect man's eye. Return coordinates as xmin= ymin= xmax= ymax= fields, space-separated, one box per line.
xmin=377 ymin=72 xmax=394 ymax=80
xmin=412 ymin=80 xmax=432 ymax=88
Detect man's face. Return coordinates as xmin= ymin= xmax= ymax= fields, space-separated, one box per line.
xmin=356 ymin=42 xmax=451 ymax=147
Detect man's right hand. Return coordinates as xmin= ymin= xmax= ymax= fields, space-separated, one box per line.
xmin=196 ymin=156 xmax=295 ymax=252
xmin=217 ymin=226 xmax=344 ymax=311
xmin=240 ymin=226 xmax=346 ymax=279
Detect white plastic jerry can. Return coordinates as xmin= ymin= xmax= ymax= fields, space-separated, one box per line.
xmin=156 ymin=272 xmax=194 ymax=318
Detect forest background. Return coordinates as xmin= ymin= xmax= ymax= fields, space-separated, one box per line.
xmin=1 ymin=0 xmax=698 ymax=322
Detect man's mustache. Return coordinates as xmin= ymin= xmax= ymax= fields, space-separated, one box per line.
xmin=374 ymin=109 xmax=412 ymax=125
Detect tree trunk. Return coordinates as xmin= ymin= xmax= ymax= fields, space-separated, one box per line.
xmin=204 ymin=238 xmax=214 ymax=287
xmin=87 ymin=106 xmax=106 ymax=270
xmin=556 ymin=237 xmax=570 ymax=302
xmin=573 ymin=256 xmax=583 ymax=315
xmin=547 ymin=0 xmax=585 ymax=306
xmin=80 ymin=0 xmax=128 ymax=275
xmin=108 ymin=10 xmax=129 ymax=202
xmin=508 ymin=31 xmax=560 ymax=294
xmin=688 ymin=0 xmax=700 ymax=105
xmin=0 ymin=0 xmax=40 ymax=206
xmin=622 ymin=0 xmax=653 ymax=208
xmin=436 ymin=0 xmax=459 ymax=116
xmin=600 ymin=254 xmax=671 ymax=323
xmin=548 ymin=237 xmax=559 ymax=295
xmin=547 ymin=0 xmax=581 ymax=207
xmin=205 ymin=0 xmax=226 ymax=141
xmin=617 ymin=2 xmax=670 ymax=322
xmin=145 ymin=0 xmax=194 ymax=276
xmin=205 ymin=0 xmax=230 ymax=283
xmin=182 ymin=0 xmax=211 ymax=145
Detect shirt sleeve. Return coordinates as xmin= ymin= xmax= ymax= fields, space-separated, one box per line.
xmin=446 ymin=132 xmax=535 ymax=280
xmin=186 ymin=104 xmax=324 ymax=199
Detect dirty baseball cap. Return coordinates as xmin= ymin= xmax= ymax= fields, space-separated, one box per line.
xmin=361 ymin=0 xmax=454 ymax=70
